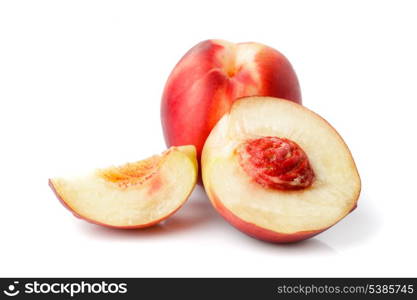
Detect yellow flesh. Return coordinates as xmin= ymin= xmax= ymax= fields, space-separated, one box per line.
xmin=202 ymin=97 xmax=361 ymax=234
xmin=51 ymin=146 xmax=197 ymax=227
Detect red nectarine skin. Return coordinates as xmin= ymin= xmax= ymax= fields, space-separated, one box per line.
xmin=255 ymin=47 xmax=302 ymax=101
xmin=209 ymin=189 xmax=324 ymax=243
xmin=161 ymin=40 xmax=301 ymax=159
xmin=237 ymin=136 xmax=314 ymax=190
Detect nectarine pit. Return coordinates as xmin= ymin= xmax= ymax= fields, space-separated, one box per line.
xmin=237 ymin=136 xmax=314 ymax=190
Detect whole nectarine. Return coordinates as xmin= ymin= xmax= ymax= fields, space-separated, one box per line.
xmin=161 ymin=39 xmax=302 ymax=160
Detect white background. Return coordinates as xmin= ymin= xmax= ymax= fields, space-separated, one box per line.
xmin=1 ymin=0 xmax=416 ymax=277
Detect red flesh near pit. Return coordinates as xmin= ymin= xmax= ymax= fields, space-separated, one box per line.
xmin=237 ymin=136 xmax=314 ymax=190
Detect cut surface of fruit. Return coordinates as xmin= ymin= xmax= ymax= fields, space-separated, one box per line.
xmin=50 ymin=145 xmax=197 ymax=228
xmin=202 ymin=97 xmax=361 ymax=241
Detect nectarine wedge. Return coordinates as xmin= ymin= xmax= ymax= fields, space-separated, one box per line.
xmin=50 ymin=146 xmax=198 ymax=229
xmin=202 ymin=97 xmax=361 ymax=243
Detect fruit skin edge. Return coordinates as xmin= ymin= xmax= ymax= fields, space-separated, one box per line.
xmin=207 ymin=187 xmax=359 ymax=243
xmin=48 ymin=177 xmax=195 ymax=230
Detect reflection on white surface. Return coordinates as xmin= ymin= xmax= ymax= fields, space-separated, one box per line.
xmin=319 ymin=191 xmax=382 ymax=249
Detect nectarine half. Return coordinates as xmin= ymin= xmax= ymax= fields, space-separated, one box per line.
xmin=202 ymin=97 xmax=361 ymax=243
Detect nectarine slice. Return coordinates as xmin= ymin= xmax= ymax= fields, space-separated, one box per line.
xmin=50 ymin=146 xmax=197 ymax=229
xmin=202 ymin=97 xmax=361 ymax=243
